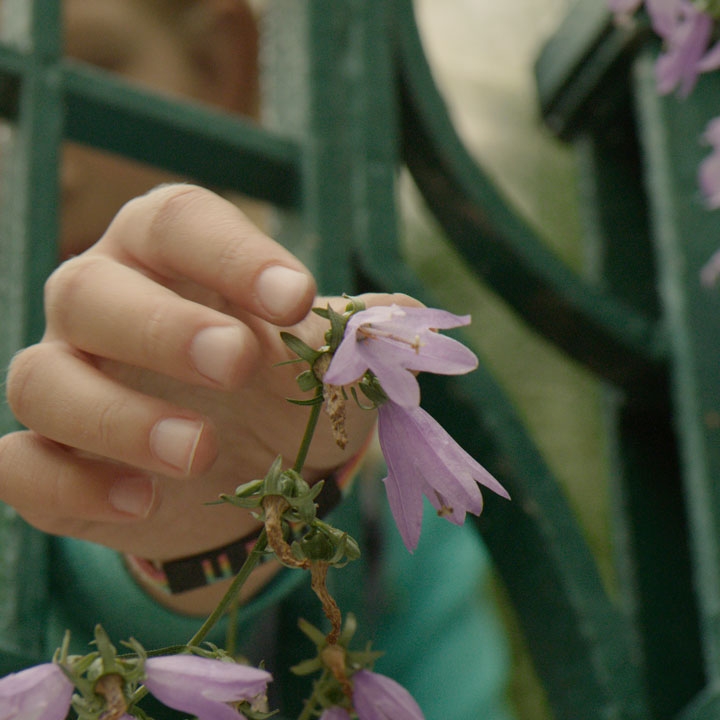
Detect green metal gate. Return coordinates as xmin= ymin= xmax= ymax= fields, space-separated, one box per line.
xmin=1 ymin=0 xmax=716 ymax=718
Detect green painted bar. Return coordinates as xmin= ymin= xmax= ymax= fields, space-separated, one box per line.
xmin=393 ymin=0 xmax=664 ymax=394
xmin=0 ymin=0 xmax=62 ymax=665
xmin=62 ymin=61 xmax=302 ymax=208
xmin=633 ymin=49 xmax=720 ymax=684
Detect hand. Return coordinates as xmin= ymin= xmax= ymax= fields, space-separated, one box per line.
xmin=0 ymin=185 xmax=401 ymax=571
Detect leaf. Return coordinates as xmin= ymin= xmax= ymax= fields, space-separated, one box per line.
xmin=325 ymin=304 xmax=348 ymax=351
xmin=286 ymin=396 xmax=324 ymax=406
xmin=280 ymin=332 xmax=321 ymax=364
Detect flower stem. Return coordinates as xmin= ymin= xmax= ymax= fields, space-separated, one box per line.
xmin=293 ymin=386 xmax=323 ymax=473
xmin=296 ymin=668 xmax=332 ymax=720
xmin=186 ymin=531 xmax=268 ymax=648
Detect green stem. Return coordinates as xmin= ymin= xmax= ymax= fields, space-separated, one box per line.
xmin=293 ymin=386 xmax=323 ymax=473
xmin=187 ymin=531 xmax=268 ymax=648
xmin=296 ymin=669 xmax=332 ymax=720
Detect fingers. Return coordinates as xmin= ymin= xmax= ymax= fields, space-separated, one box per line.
xmin=0 ymin=431 xmax=158 ymax=532
xmin=44 ymin=255 xmax=261 ymax=389
xmin=7 ymin=343 xmax=218 ymax=477
xmin=99 ymin=184 xmax=316 ymax=325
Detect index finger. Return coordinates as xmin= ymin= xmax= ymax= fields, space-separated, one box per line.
xmin=96 ymin=184 xmax=317 ymax=325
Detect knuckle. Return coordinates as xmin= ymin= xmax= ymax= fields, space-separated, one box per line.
xmin=138 ymin=294 xmax=177 ymax=363
xmin=95 ymin=396 xmax=131 ymax=453
xmin=5 ymin=346 xmax=43 ymax=423
xmin=44 ymin=255 xmax=107 ymax=332
xmin=0 ymin=432 xmax=16 ymax=486
xmin=144 ymin=184 xmax=211 ymax=256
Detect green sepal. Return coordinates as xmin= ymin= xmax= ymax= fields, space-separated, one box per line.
xmin=280 ymin=331 xmax=321 ymax=364
xmin=324 ymin=304 xmax=349 ymax=351
xmin=289 ymin=657 xmax=323 ymax=676
xmin=296 ymin=369 xmax=321 ymax=392
xmin=286 ymin=395 xmax=324 ymax=406
xmin=297 ymin=617 xmax=328 ymax=646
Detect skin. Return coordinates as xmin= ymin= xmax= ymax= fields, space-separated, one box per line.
xmin=0 ymin=0 xmax=415 ymax=614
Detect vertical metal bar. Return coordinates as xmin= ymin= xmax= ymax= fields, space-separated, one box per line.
xmin=633 ymin=47 xmax=720 ymax=683
xmin=0 ymin=0 xmax=62 ymax=662
xmin=264 ymin=0 xmax=377 ymax=295
xmin=574 ymin=114 xmax=704 ymax=717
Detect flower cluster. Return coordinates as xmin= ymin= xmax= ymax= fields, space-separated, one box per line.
xmin=322 ymin=303 xmax=509 ymax=552
xmin=0 ymin=653 xmax=271 ymax=720
xmin=608 ymin=0 xmax=720 ymax=207
xmin=2 ymin=298 xmax=506 ymax=720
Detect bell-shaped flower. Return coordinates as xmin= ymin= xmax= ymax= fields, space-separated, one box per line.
xmin=377 ymin=400 xmax=509 ymax=552
xmin=323 ymin=305 xmax=478 ymax=408
xmin=0 ymin=663 xmax=74 ymax=720
xmin=654 ymin=1 xmax=713 ymax=97
xmin=352 ymin=669 xmax=424 ymax=720
xmin=699 ymin=116 xmax=720 ymax=210
xmin=143 ymin=655 xmax=272 ymax=720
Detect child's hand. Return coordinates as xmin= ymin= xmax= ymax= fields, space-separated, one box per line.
xmin=0 ymin=185 xmax=399 ymax=573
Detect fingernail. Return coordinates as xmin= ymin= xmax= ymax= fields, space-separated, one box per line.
xmin=256 ymin=266 xmax=311 ymax=318
xmin=109 ymin=476 xmax=155 ymax=518
xmin=190 ymin=325 xmax=245 ymax=386
xmin=150 ymin=418 xmax=204 ymax=473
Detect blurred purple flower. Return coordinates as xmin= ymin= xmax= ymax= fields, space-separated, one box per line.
xmin=606 ymin=0 xmax=720 ymax=95
xmin=377 ymin=400 xmax=510 ymax=552
xmin=143 ymin=655 xmax=272 ymax=720
xmin=608 ymin=0 xmax=680 ymax=35
xmin=352 ymin=670 xmax=424 ymax=720
xmin=319 ymin=707 xmax=352 ymax=720
xmin=323 ymin=305 xmax=478 ymax=407
xmin=0 ymin=663 xmax=74 ymax=720
xmin=655 ymin=1 xmax=713 ymax=97
xmin=699 ymin=116 xmax=720 ymax=209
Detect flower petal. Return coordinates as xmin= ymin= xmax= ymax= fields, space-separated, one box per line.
xmin=0 ymin=664 xmax=74 ymax=720
xmin=353 ymin=670 xmax=425 ymax=720
xmin=400 ymin=333 xmax=478 ymax=375
xmin=377 ymin=402 xmax=509 ymax=551
xmin=324 ymin=304 xmax=477 ymax=405
xmin=144 ymin=656 xmax=271 ymax=720
xmin=378 ymin=403 xmax=426 ymax=550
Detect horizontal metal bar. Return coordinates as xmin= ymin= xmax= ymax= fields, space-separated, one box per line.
xmin=0 ymin=41 xmax=303 ymax=208
xmin=61 ymin=61 xmax=302 ymax=208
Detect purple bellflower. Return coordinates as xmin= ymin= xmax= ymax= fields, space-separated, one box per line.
xmin=377 ymin=400 xmax=510 ymax=552
xmin=607 ymin=0 xmax=720 ymax=97
xmin=699 ymin=117 xmax=720 ymax=209
xmin=0 ymin=663 xmax=74 ymax=720
xmin=655 ymin=1 xmax=714 ymax=97
xmin=142 ymin=655 xmax=273 ymax=720
xmin=352 ymin=669 xmax=425 ymax=720
xmin=323 ymin=305 xmax=478 ymax=408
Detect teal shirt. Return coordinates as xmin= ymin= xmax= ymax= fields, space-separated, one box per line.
xmin=4 ymin=479 xmax=513 ymax=719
